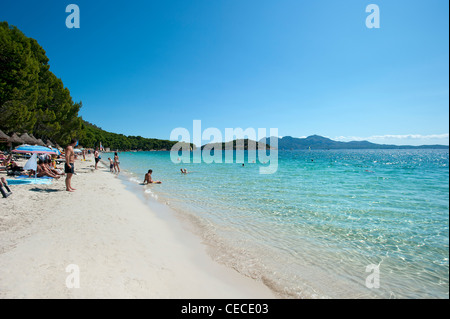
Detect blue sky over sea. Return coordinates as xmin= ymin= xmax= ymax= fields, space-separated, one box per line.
xmin=0 ymin=0 xmax=448 ymax=145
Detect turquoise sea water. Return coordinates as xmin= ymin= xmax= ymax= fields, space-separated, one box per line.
xmin=104 ymin=149 xmax=449 ymax=298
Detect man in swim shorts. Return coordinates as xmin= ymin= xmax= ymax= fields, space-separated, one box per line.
xmin=94 ymin=147 xmax=100 ymax=169
xmin=65 ymin=138 xmax=77 ymax=192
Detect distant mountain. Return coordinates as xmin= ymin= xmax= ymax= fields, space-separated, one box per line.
xmin=260 ymin=135 xmax=449 ymax=150
xmin=201 ymin=139 xmax=273 ymax=150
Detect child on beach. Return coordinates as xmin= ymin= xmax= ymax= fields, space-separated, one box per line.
xmin=143 ymin=169 xmax=162 ymax=184
xmin=108 ymin=158 xmax=114 ymax=172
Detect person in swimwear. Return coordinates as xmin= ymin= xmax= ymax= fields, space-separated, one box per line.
xmin=143 ymin=169 xmax=162 ymax=184
xmin=65 ymin=138 xmax=77 ymax=192
xmin=108 ymin=158 xmax=114 ymax=172
xmin=44 ymin=158 xmax=64 ymax=176
xmin=37 ymin=159 xmax=60 ymax=179
xmin=114 ymin=152 xmax=120 ymax=173
xmin=94 ymin=147 xmax=100 ymax=169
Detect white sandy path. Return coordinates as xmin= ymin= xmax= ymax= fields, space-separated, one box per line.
xmin=0 ymin=158 xmax=275 ymax=298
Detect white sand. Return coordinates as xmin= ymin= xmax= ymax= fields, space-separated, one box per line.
xmin=0 ymin=157 xmax=276 ymax=298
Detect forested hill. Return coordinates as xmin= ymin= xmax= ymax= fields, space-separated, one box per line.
xmin=0 ymin=21 xmax=175 ymax=150
xmin=261 ymin=135 xmax=449 ymax=150
xmin=82 ymin=121 xmax=176 ymax=151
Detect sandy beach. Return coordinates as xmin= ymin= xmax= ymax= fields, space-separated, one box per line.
xmin=0 ymin=156 xmax=275 ymax=298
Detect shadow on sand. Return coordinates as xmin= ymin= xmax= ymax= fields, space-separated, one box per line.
xmin=29 ymin=188 xmax=61 ymax=193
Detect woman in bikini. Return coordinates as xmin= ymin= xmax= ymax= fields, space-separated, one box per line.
xmin=114 ymin=152 xmax=120 ymax=173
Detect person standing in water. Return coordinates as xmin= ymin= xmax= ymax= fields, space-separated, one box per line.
xmin=65 ymin=138 xmax=77 ymax=192
xmin=114 ymin=152 xmax=120 ymax=173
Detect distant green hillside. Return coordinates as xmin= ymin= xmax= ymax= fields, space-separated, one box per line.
xmin=81 ymin=121 xmax=176 ymax=150
xmin=201 ymin=139 xmax=272 ymax=150
xmin=261 ymin=135 xmax=449 ymax=150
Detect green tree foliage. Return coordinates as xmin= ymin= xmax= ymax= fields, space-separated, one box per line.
xmin=80 ymin=121 xmax=177 ymax=151
xmin=0 ymin=21 xmax=83 ymax=145
xmin=0 ymin=22 xmax=176 ymax=150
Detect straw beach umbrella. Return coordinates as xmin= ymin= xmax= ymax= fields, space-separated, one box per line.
xmin=36 ymin=138 xmax=46 ymax=146
xmin=20 ymin=133 xmax=37 ymax=145
xmin=46 ymin=139 xmax=55 ymax=147
xmin=8 ymin=133 xmax=24 ymax=144
xmin=0 ymin=130 xmax=9 ymax=143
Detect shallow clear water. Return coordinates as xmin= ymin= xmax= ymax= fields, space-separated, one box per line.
xmin=105 ymin=149 xmax=449 ymax=298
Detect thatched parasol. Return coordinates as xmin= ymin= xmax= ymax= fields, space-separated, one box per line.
xmin=36 ymin=138 xmax=46 ymax=146
xmin=20 ymin=133 xmax=37 ymax=145
xmin=30 ymin=134 xmax=41 ymax=145
xmin=0 ymin=130 xmax=9 ymax=143
xmin=8 ymin=133 xmax=25 ymax=144
xmin=46 ymin=139 xmax=55 ymax=147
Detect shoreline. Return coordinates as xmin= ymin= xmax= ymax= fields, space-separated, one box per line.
xmin=100 ymin=150 xmax=450 ymax=299
xmin=0 ymin=156 xmax=276 ymax=298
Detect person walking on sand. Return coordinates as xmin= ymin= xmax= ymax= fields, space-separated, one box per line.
xmin=114 ymin=152 xmax=120 ymax=173
xmin=143 ymin=169 xmax=162 ymax=184
xmin=94 ymin=147 xmax=100 ymax=170
xmin=65 ymin=138 xmax=77 ymax=192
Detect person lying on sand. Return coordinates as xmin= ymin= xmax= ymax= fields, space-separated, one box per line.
xmin=2 ymin=154 xmax=23 ymax=172
xmin=44 ymin=158 xmax=64 ymax=176
xmin=1 ymin=154 xmax=11 ymax=166
xmin=37 ymin=160 xmax=60 ymax=179
xmin=0 ymin=177 xmax=12 ymax=198
xmin=143 ymin=169 xmax=162 ymax=184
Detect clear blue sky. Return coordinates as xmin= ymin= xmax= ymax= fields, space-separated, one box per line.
xmin=1 ymin=0 xmax=448 ymax=145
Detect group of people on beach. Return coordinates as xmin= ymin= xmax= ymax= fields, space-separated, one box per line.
xmin=92 ymin=147 xmax=121 ymax=174
xmin=2 ymin=140 xmax=172 ymax=197
xmin=0 ymin=152 xmax=22 ymax=173
xmin=66 ymin=141 xmax=127 ymax=191
xmin=34 ymin=157 xmax=64 ymax=179
xmin=106 ymin=153 xmax=120 ymax=173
